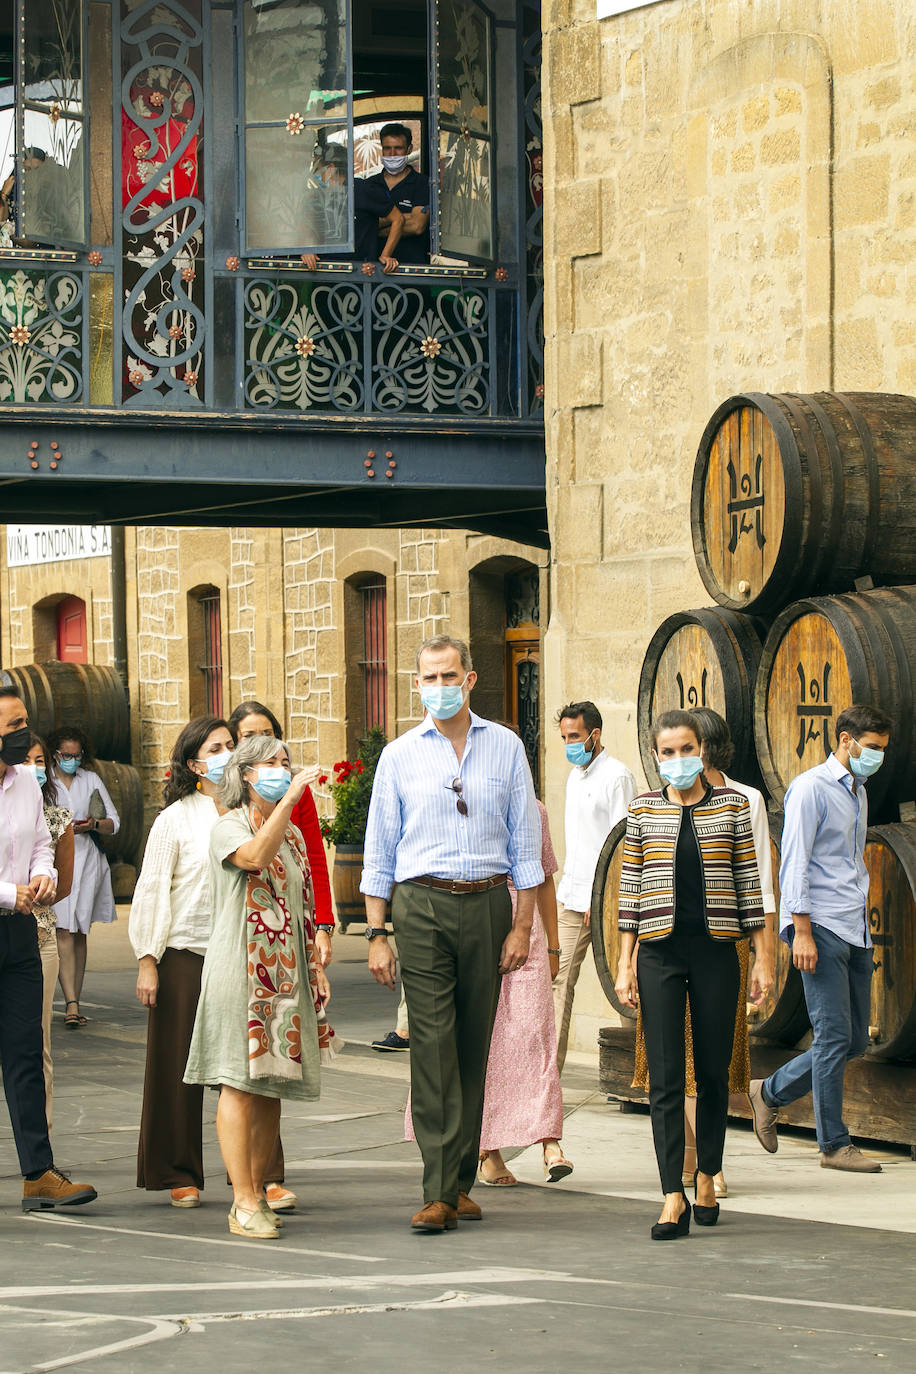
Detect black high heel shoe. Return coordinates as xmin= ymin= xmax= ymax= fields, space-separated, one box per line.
xmin=650 ymin=1192 xmax=690 ymax=1241
xmin=692 ymin=1170 xmax=720 ymax=1227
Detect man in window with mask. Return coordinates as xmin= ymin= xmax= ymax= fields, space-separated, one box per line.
xmin=362 ymin=635 xmax=542 ymax=1232
xmin=0 ymin=687 xmax=97 ymax=1211
xmin=363 ymin=122 xmax=430 ymax=264
xmin=748 ymin=703 xmax=893 ymax=1173
xmin=554 ymin=702 xmax=636 ymax=1071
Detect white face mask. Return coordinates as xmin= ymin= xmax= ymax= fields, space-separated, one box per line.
xmin=382 ymin=153 xmax=408 ymax=174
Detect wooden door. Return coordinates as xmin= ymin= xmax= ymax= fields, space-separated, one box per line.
xmin=56 ymin=597 xmax=88 ymax=662
xmin=505 ymin=629 xmax=539 ymax=790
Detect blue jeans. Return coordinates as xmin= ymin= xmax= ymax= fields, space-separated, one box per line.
xmin=763 ymin=923 xmax=873 ymax=1153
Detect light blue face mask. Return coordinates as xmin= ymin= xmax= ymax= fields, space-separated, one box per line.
xmin=252 ymin=766 xmax=291 ymax=802
xmin=656 ymin=754 xmax=705 ymax=791
xmin=23 ymin=764 xmax=47 ymax=787
xmin=197 ymin=749 xmax=232 ymax=784
xmin=420 ymin=677 xmax=468 ymax=721
xmin=57 ymin=755 xmax=81 ymax=775
xmin=848 ymin=742 xmax=884 ymax=778
xmin=565 ymin=732 xmax=596 ymax=768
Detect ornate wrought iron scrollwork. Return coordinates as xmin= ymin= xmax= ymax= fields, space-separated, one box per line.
xmin=243 ymin=277 xmax=364 ymax=412
xmin=0 ymin=268 xmax=82 ymax=403
xmin=120 ymin=0 xmax=205 ymax=407
xmin=243 ymin=274 xmax=490 ymax=416
xmin=370 ymin=280 xmax=489 ymax=415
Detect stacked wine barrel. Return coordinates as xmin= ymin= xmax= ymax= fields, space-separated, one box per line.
xmin=592 ymin=391 xmax=916 ymax=1066
xmin=0 ymin=661 xmax=140 ymax=896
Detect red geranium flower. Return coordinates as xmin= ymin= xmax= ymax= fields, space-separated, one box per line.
xmin=317 ymin=774 xmax=328 ymax=785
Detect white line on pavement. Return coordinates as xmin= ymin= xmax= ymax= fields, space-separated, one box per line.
xmin=23 ymin=1213 xmax=386 ymax=1264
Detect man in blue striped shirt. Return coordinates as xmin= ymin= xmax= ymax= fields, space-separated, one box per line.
xmin=361 ymin=635 xmax=543 ymax=1232
xmin=748 ymin=703 xmax=893 ymax=1173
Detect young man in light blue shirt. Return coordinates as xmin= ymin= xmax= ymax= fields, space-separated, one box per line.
xmin=748 ymin=703 xmax=893 ymax=1173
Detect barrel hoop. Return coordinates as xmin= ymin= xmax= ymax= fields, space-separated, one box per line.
xmin=832 ymin=391 xmax=882 ymax=575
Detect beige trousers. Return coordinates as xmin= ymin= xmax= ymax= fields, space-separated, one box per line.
xmin=39 ymin=930 xmax=59 ymax=1133
xmin=552 ymin=906 xmax=592 ymax=1072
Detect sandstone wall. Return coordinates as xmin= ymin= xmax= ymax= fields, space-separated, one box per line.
xmin=542 ymin=0 xmax=916 ymax=1055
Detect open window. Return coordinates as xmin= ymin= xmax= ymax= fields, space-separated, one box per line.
xmin=0 ymin=0 xmax=89 ymax=250
xmin=429 ymin=0 xmax=495 ymax=262
xmin=241 ymin=0 xmax=355 ymax=255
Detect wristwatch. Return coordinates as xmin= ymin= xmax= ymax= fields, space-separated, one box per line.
xmin=316 ymin=923 xmax=335 ymax=933
xmin=365 ymin=926 xmax=388 ymax=941
xmin=547 ymin=947 xmax=561 ymax=956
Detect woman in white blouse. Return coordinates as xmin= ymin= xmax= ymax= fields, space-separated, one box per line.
xmin=130 ymin=716 xmax=234 ymax=1207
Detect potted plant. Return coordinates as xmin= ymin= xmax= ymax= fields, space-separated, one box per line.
xmin=318 ymin=726 xmax=386 ymax=931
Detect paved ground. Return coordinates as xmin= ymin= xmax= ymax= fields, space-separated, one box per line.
xmin=1 ymin=920 xmax=914 ymax=1373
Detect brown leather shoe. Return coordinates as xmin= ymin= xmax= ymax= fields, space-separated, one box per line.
xmin=411 ymin=1201 xmax=457 ymax=1232
xmin=820 ymin=1144 xmax=882 ymax=1173
xmin=457 ymin=1191 xmax=482 ymax=1221
xmin=747 ymin=1079 xmax=779 ymax=1153
xmin=22 ymin=1167 xmax=97 ymax=1212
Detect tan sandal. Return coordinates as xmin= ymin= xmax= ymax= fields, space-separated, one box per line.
xmin=543 ymin=1146 xmax=574 ymax=1183
xmin=477 ymin=1152 xmax=518 ymax=1187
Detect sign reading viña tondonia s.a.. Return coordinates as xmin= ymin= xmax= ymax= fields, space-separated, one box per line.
xmin=6 ymin=525 xmax=112 ymax=568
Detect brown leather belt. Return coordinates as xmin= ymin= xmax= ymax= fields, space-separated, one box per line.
xmin=408 ymin=873 xmax=509 ymax=895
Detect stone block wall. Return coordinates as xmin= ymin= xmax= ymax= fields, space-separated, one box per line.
xmin=541 ymin=0 xmax=916 ymax=1057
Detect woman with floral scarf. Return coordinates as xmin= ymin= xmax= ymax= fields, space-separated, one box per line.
xmin=184 ymin=735 xmax=329 ymax=1241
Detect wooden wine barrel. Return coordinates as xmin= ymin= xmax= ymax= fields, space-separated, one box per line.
xmin=332 ymin=843 xmax=366 ymax=932
xmin=754 ymin=586 xmax=916 ymax=814
xmin=747 ymin=812 xmax=810 ymax=1046
xmin=94 ymin=760 xmax=144 ymax=867
xmin=637 ymin=607 xmax=766 ymax=788
xmin=691 ymin=392 xmax=916 ymax=613
xmin=589 ymin=819 xmax=634 ymax=1020
xmin=591 ymin=813 xmax=811 ymax=1045
xmin=0 ymin=661 xmax=129 ymax=762
xmin=864 ymin=823 xmax=916 ymax=1063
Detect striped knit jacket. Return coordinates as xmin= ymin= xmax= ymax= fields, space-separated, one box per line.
xmin=618 ymin=787 xmax=765 ymax=942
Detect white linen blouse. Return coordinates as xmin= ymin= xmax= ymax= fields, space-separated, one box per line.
xmin=128 ymin=790 xmax=219 ymax=961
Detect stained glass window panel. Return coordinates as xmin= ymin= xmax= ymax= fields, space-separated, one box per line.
xmin=244 ymin=0 xmax=348 ymax=125
xmin=21 ymin=0 xmax=87 ymax=246
xmin=438 ymin=0 xmax=489 ymax=136
xmin=438 ymin=129 xmax=492 ymax=260
xmin=245 ymin=125 xmax=349 ymax=252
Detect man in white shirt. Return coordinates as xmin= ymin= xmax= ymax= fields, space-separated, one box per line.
xmin=554 ymin=701 xmax=637 ymax=1070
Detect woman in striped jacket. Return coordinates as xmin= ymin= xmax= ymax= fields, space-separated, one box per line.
xmin=615 ymin=709 xmax=774 ymax=1241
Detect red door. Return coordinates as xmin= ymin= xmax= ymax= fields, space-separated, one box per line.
xmin=57 ymin=597 xmax=88 ymax=662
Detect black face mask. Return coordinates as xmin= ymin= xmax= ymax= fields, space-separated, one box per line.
xmin=0 ymin=725 xmax=31 ymax=766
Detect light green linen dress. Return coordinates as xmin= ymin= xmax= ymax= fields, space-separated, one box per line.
xmin=184 ymin=808 xmax=320 ymax=1100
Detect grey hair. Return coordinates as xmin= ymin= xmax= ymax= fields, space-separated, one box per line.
xmin=415 ymin=634 xmax=473 ymax=674
xmin=218 ymin=734 xmax=289 ymax=809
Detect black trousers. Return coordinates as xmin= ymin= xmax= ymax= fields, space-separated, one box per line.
xmin=637 ymin=932 xmax=740 ymax=1195
xmin=0 ymin=910 xmax=53 ymax=1176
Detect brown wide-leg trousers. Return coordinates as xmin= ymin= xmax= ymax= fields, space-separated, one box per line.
xmin=137 ymin=946 xmax=283 ymax=1190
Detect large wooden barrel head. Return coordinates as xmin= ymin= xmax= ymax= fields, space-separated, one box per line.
xmin=692 ymin=401 xmax=788 ymax=609
xmin=638 ymin=607 xmax=764 ymax=788
xmin=692 ymin=392 xmax=916 ymax=612
xmin=589 ymin=819 xmax=635 ymax=1020
xmin=747 ymin=814 xmax=810 ymax=1046
xmin=865 ymin=823 xmax=916 ymax=1062
xmin=755 ymin=588 xmax=916 ymax=813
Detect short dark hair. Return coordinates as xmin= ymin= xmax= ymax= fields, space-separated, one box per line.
xmin=555 ymin=700 xmax=602 ymax=734
xmin=23 ymin=146 xmax=47 ymax=161
xmin=689 ymin=707 xmax=735 ymax=773
xmin=227 ymin=700 xmax=283 ymax=742
xmin=649 ymin=709 xmax=701 ymax=752
xmin=379 ymin=122 xmax=412 ymax=149
xmin=164 ymin=715 xmax=230 ymax=806
xmin=48 ymin=725 xmax=95 ymax=766
xmin=0 ymin=685 xmax=23 ymax=700
xmin=835 ymin=704 xmax=894 ymax=742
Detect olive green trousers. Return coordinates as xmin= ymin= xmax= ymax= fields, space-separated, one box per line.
xmin=394 ymin=879 xmax=512 ymax=1207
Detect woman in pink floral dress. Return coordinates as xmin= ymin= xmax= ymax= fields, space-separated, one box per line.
xmin=477 ymin=800 xmax=572 ymax=1186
